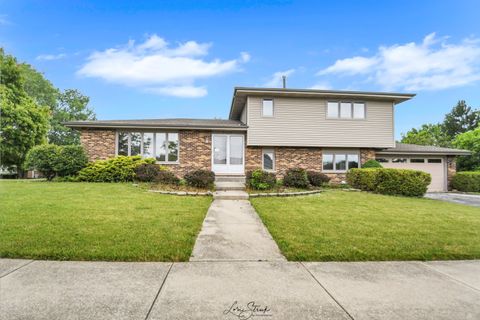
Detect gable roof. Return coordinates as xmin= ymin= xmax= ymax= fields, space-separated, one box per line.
xmin=377 ymin=143 xmax=471 ymax=155
xmin=64 ymin=118 xmax=247 ymax=131
xmin=229 ymin=87 xmax=416 ymax=120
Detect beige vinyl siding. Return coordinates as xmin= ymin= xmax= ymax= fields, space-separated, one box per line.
xmin=246 ymin=97 xmax=395 ymax=148
xmin=240 ymin=103 xmax=247 ymax=124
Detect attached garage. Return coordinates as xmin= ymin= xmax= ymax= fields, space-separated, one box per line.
xmin=376 ymin=143 xmax=471 ymax=192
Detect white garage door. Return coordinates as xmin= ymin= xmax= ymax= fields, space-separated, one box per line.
xmin=377 ymin=156 xmax=446 ymax=192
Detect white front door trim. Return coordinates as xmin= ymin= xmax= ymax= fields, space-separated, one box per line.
xmin=211 ymin=134 xmax=245 ymax=174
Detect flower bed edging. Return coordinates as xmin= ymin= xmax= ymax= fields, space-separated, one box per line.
xmin=249 ymin=190 xmax=322 ymax=198
xmin=148 ymin=190 xmax=213 ymax=196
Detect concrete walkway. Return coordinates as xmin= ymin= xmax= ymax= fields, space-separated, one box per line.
xmin=1 ymin=259 xmax=479 ymax=319
xmin=425 ymin=192 xmax=480 ymax=207
xmin=190 ymin=199 xmax=286 ymax=261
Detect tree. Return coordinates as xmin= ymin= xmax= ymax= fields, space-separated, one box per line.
xmin=453 ymin=127 xmax=480 ymax=171
xmin=17 ymin=62 xmax=96 ymax=145
xmin=400 ymin=123 xmax=451 ymax=147
xmin=48 ymin=89 xmax=96 ymax=145
xmin=0 ymin=51 xmax=50 ymax=173
xmin=443 ymin=100 xmax=480 ymax=138
xmin=19 ymin=63 xmax=58 ymax=110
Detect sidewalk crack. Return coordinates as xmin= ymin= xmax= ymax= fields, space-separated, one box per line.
xmin=144 ymin=262 xmax=174 ymax=320
xmin=300 ymin=262 xmax=355 ymax=320
xmin=0 ymin=260 xmax=35 ymax=279
xmin=419 ymin=261 xmax=480 ymax=293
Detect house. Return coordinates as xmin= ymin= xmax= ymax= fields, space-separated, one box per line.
xmin=64 ymin=87 xmax=471 ymax=192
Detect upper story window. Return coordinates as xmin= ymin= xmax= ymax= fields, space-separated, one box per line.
xmin=117 ymin=131 xmax=179 ymax=163
xmin=262 ymin=99 xmax=274 ymax=117
xmin=327 ymin=101 xmax=365 ymax=119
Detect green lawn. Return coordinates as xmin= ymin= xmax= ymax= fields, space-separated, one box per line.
xmin=0 ymin=180 xmax=211 ymax=261
xmin=251 ymin=190 xmax=480 ymax=261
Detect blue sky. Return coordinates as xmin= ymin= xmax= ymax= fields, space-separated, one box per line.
xmin=1 ymin=0 xmax=480 ymax=138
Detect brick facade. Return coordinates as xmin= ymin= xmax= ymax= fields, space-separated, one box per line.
xmin=165 ymin=130 xmax=212 ymax=177
xmin=80 ymin=129 xmax=212 ymax=177
xmin=246 ymin=146 xmax=376 ymax=183
xmin=80 ymin=129 xmax=116 ymax=161
xmin=80 ymin=127 xmax=379 ymax=183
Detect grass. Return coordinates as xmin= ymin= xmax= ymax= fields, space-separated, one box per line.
xmin=251 ymin=190 xmax=480 ymax=261
xmin=0 ymin=180 xmax=211 ymax=261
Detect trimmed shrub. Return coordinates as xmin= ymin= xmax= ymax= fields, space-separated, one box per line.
xmin=155 ymin=170 xmax=180 ymax=185
xmin=78 ymin=156 xmax=155 ymax=182
xmin=347 ymin=168 xmax=431 ymax=197
xmin=346 ymin=168 xmax=378 ymax=191
xmin=452 ymin=172 xmax=480 ymax=192
xmin=247 ymin=169 xmax=277 ymax=190
xmin=184 ymin=169 xmax=215 ymax=188
xmin=283 ymin=168 xmax=309 ymax=188
xmin=307 ymin=171 xmax=330 ymax=187
xmin=362 ymin=159 xmax=383 ymax=168
xmin=134 ymin=163 xmax=161 ymax=182
xmin=24 ymin=144 xmax=61 ymax=180
xmin=375 ymin=168 xmax=430 ymax=197
xmin=55 ymin=145 xmax=88 ymax=177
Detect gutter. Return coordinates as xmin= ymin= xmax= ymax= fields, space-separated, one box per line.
xmin=63 ymin=122 xmax=248 ymax=131
xmin=376 ymin=150 xmax=471 ymax=156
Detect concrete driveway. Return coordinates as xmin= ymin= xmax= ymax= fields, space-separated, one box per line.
xmin=1 ymin=259 xmax=479 ymax=320
xmin=425 ymin=192 xmax=480 ymax=207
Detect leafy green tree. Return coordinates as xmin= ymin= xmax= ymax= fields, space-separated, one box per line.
xmin=19 ymin=63 xmax=58 ymax=110
xmin=453 ymin=127 xmax=480 ymax=171
xmin=49 ymin=89 xmax=96 ymax=145
xmin=400 ymin=123 xmax=451 ymax=147
xmin=18 ymin=61 xmax=96 ymax=145
xmin=0 ymin=50 xmax=50 ymax=173
xmin=443 ymin=100 xmax=480 ymax=138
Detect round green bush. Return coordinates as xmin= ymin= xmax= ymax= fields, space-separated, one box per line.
xmin=247 ymin=169 xmax=276 ymax=190
xmin=184 ymin=170 xmax=215 ymax=188
xmin=362 ymin=159 xmax=383 ymax=168
xmin=452 ymin=172 xmax=480 ymax=192
xmin=134 ymin=163 xmax=161 ymax=182
xmin=283 ymin=168 xmax=309 ymax=188
xmin=55 ymin=145 xmax=88 ymax=177
xmin=24 ymin=144 xmax=61 ymax=180
xmin=307 ymin=171 xmax=330 ymax=187
xmin=155 ymin=169 xmax=180 ymax=185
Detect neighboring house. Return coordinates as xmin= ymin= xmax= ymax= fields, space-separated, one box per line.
xmin=64 ymin=87 xmax=470 ymax=192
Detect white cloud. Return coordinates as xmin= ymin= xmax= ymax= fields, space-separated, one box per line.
xmin=145 ymin=85 xmax=207 ymax=98
xmin=309 ymin=81 xmax=332 ymax=90
xmin=318 ymin=33 xmax=480 ymax=91
xmin=36 ymin=53 xmax=66 ymax=61
xmin=77 ymin=34 xmax=249 ymax=98
xmin=263 ymin=69 xmax=295 ymax=87
xmin=0 ymin=14 xmax=10 ymax=25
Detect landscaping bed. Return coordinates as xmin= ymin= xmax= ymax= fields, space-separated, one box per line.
xmin=251 ymin=190 xmax=480 ymax=261
xmin=0 ymin=180 xmax=211 ymax=261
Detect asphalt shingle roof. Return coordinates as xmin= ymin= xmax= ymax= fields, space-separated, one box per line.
xmin=64 ymin=118 xmax=247 ymax=130
xmin=378 ymin=143 xmax=471 ymax=155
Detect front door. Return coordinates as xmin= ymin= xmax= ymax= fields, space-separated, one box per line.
xmin=212 ymin=134 xmax=245 ymax=174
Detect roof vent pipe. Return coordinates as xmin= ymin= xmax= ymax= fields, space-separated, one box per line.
xmin=282 ymin=75 xmax=286 ymax=88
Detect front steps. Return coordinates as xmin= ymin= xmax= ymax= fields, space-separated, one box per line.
xmin=213 ymin=175 xmax=248 ymax=200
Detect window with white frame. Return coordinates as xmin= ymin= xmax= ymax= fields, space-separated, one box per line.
xmin=327 ymin=102 xmax=365 ymax=119
xmin=322 ymin=153 xmax=359 ymax=171
xmin=262 ymin=149 xmax=275 ymax=171
xmin=117 ymin=131 xmax=179 ymax=163
xmin=262 ymin=99 xmax=274 ymax=117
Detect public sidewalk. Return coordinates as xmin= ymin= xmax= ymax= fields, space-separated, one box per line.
xmin=1 ymin=259 xmax=479 ymax=319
